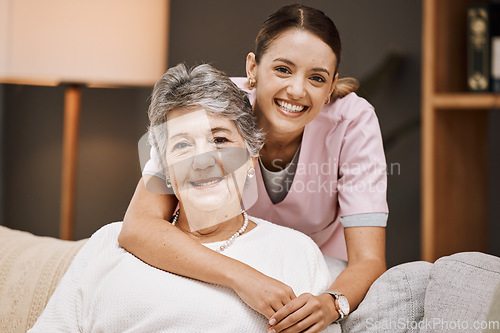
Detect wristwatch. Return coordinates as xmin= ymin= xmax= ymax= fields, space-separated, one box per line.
xmin=322 ymin=291 xmax=350 ymax=322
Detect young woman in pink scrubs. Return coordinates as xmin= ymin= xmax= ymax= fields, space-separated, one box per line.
xmin=120 ymin=4 xmax=388 ymax=332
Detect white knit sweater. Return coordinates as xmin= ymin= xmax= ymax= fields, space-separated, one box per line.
xmin=29 ymin=217 xmax=340 ymax=332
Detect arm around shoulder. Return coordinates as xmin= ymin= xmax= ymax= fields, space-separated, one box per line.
xmin=119 ymin=178 xmax=297 ymax=319
xmin=119 ymin=176 xmax=177 ymax=260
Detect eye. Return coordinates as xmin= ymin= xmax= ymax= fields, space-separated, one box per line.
xmin=213 ymin=136 xmax=230 ymax=145
xmin=310 ymin=75 xmax=326 ymax=83
xmin=274 ymin=66 xmax=291 ymax=75
xmin=172 ymin=141 xmax=190 ymax=151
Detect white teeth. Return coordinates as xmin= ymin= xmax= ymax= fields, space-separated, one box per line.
xmin=193 ymin=179 xmax=220 ymax=186
xmin=277 ymin=100 xmax=305 ymax=113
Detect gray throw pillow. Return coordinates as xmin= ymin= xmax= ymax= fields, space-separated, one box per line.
xmin=422 ymin=252 xmax=500 ymax=333
xmin=342 ymin=261 xmax=432 ymax=332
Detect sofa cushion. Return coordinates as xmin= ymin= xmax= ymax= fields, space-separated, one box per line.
xmin=483 ymin=281 xmax=500 ymax=332
xmin=342 ymin=261 xmax=432 ymax=332
xmin=421 ymin=252 xmax=500 ymax=333
xmin=0 ymin=226 xmax=87 ymax=333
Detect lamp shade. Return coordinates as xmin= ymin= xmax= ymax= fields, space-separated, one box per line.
xmin=0 ymin=0 xmax=168 ymax=87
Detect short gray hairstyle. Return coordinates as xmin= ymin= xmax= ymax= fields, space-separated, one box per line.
xmin=148 ymin=63 xmax=264 ymax=170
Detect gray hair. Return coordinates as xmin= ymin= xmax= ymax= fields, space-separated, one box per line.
xmin=148 ymin=63 xmax=264 ymax=170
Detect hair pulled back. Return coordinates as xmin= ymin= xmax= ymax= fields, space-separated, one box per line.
xmin=254 ymin=4 xmax=358 ymax=100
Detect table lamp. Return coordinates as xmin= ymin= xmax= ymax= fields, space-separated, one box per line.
xmin=0 ymin=0 xmax=169 ymax=240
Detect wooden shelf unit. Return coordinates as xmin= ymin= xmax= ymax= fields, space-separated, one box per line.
xmin=422 ymin=0 xmax=499 ymax=262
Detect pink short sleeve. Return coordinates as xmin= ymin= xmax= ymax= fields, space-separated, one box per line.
xmin=336 ymin=98 xmax=389 ymax=217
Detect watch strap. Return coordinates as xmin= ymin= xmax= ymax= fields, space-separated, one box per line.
xmin=322 ymin=291 xmax=348 ymax=322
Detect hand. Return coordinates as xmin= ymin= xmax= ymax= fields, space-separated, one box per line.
xmin=231 ymin=270 xmax=296 ymax=319
xmin=267 ymin=293 xmax=338 ymax=333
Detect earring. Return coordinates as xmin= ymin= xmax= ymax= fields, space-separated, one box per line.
xmin=248 ymin=78 xmax=256 ymax=88
xmin=166 ymin=178 xmax=172 ymax=188
xmin=247 ymin=167 xmax=255 ymax=179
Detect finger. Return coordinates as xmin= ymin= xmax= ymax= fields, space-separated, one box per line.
xmin=262 ymin=305 xmax=277 ymax=320
xmin=270 ymin=300 xmax=286 ymax=313
xmin=279 ymin=314 xmax=315 ymax=333
xmin=300 ymin=322 xmax=324 ymax=333
xmin=278 ymin=287 xmax=297 ymax=305
xmin=269 ymin=291 xmax=298 ymax=320
xmin=269 ymin=296 xmax=308 ymax=328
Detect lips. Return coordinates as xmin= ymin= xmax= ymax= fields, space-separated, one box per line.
xmin=275 ymin=99 xmax=308 ymax=115
xmin=189 ymin=177 xmax=224 ymax=189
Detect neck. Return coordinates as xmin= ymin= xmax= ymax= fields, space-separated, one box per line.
xmin=175 ymin=202 xmax=244 ymax=241
xmin=255 ymin=107 xmax=304 ymax=150
xmin=256 ymin=111 xmax=303 ymax=170
xmin=262 ymin=130 xmax=303 ymax=152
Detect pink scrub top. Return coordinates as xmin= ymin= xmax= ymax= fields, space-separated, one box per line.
xmin=143 ymin=78 xmax=389 ymax=260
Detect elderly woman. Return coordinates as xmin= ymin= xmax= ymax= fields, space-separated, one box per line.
xmin=28 ymin=64 xmax=339 ymax=332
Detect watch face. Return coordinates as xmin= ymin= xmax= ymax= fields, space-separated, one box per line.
xmin=338 ymin=296 xmax=350 ymax=314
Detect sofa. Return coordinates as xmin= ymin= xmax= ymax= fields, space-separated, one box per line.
xmin=1 ymin=224 xmax=499 ymax=333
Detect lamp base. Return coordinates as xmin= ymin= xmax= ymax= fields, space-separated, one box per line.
xmin=60 ymin=84 xmax=81 ymax=240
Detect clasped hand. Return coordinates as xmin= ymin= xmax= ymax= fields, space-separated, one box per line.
xmin=267 ymin=293 xmax=338 ymax=332
xmin=233 ymin=271 xmax=337 ymax=333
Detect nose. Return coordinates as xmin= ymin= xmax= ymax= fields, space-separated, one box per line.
xmin=192 ymin=147 xmax=217 ymax=170
xmin=286 ymin=76 xmax=306 ymax=99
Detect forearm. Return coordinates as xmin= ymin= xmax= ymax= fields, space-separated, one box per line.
xmin=119 ymin=178 xmax=252 ymax=288
xmin=327 ymin=226 xmax=387 ymax=312
xmin=328 ymin=257 xmax=386 ymax=311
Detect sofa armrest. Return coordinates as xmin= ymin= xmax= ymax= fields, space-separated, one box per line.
xmin=0 ymin=226 xmax=87 ymax=333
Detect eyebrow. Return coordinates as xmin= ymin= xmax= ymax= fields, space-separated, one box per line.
xmin=169 ymin=127 xmax=232 ymax=140
xmin=273 ymin=57 xmax=331 ymax=76
xmin=211 ymin=127 xmax=232 ymax=134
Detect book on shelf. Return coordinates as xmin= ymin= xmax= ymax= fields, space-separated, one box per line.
xmin=467 ymin=2 xmax=500 ymax=92
xmin=491 ymin=3 xmax=500 ymax=92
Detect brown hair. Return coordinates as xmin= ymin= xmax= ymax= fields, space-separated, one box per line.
xmin=254 ymin=4 xmax=358 ymax=100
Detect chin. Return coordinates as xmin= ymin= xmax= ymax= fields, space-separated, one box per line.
xmin=184 ymin=190 xmax=231 ymax=211
xmin=194 ymin=200 xmax=227 ymax=212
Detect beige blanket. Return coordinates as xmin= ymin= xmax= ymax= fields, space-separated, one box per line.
xmin=0 ymin=226 xmax=87 ymax=333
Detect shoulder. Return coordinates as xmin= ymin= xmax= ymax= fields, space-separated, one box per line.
xmin=312 ymin=93 xmax=383 ymax=141
xmin=78 ymin=222 xmax=122 ymax=255
xmin=231 ymin=77 xmax=249 ymax=91
xmin=249 ymin=216 xmax=320 ymax=250
xmin=321 ymin=92 xmax=376 ymax=123
xmin=90 ymin=222 xmax=122 ymax=241
xmin=231 ymin=77 xmax=255 ymax=103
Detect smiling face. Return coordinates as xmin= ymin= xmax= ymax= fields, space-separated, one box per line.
xmin=165 ymin=108 xmax=253 ymax=223
xmin=247 ymin=29 xmax=338 ymax=136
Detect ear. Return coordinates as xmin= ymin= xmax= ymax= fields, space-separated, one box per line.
xmin=246 ymin=52 xmax=258 ymax=83
xmin=329 ymin=72 xmax=339 ymax=97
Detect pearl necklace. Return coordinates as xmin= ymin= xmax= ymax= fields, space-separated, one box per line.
xmin=171 ymin=210 xmax=249 ymax=252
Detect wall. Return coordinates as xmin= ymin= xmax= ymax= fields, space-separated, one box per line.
xmin=3 ymin=85 xmax=150 ymax=238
